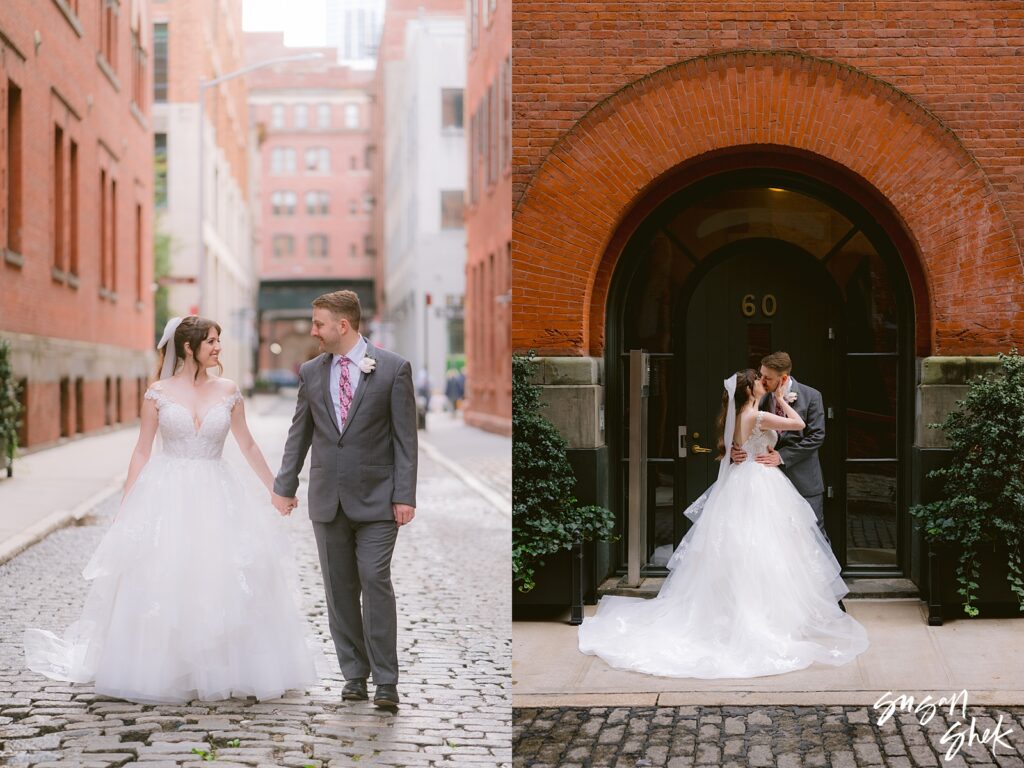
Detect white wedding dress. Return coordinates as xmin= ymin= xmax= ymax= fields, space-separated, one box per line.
xmin=578 ymin=413 xmax=869 ymax=678
xmin=24 ymin=384 xmax=319 ymax=703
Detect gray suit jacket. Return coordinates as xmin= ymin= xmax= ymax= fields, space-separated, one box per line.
xmin=274 ymin=344 xmax=418 ymax=523
xmin=759 ymin=378 xmax=825 ymax=498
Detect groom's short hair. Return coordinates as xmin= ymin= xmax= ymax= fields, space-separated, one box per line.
xmin=761 ymin=351 xmax=792 ymax=374
xmin=313 ymin=290 xmax=362 ymax=330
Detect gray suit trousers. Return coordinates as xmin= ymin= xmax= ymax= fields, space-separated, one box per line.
xmin=313 ymin=506 xmax=399 ymax=685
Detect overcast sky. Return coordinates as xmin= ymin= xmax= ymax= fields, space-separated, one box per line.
xmin=243 ymin=0 xmax=327 ymax=48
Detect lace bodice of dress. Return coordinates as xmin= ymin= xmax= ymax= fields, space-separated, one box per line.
xmin=738 ymin=411 xmax=778 ymax=459
xmin=144 ymin=383 xmax=242 ymax=459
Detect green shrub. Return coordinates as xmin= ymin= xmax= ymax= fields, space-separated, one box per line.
xmin=512 ymin=354 xmax=615 ymax=592
xmin=910 ymin=349 xmax=1024 ymax=617
xmin=0 ymin=339 xmax=22 ymax=475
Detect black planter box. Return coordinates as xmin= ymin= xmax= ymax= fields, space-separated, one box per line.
xmin=926 ymin=542 xmax=1024 ymax=625
xmin=513 ymin=542 xmax=586 ymax=624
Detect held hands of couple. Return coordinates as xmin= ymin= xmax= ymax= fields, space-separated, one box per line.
xmin=271 ymin=491 xmax=299 ymax=517
xmin=730 ymin=445 xmax=783 ymax=467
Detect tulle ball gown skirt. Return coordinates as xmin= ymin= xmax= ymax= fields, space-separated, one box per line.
xmin=578 ymin=461 xmax=869 ymax=679
xmin=24 ymin=454 xmax=319 ymax=704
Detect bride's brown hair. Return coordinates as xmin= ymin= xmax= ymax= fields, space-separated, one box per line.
xmin=154 ymin=316 xmax=223 ymax=382
xmin=715 ymin=368 xmax=760 ymax=459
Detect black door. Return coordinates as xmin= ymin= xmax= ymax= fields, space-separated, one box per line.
xmin=678 ymin=240 xmax=843 ymax=550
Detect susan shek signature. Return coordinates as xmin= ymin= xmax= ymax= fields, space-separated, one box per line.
xmin=874 ymin=690 xmax=1015 ymax=762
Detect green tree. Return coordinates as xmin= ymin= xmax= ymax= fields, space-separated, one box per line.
xmin=153 ymin=227 xmax=173 ymax=345
xmin=910 ymin=349 xmax=1024 ymax=617
xmin=513 ymin=354 xmax=615 ymax=592
xmin=0 ymin=339 xmax=23 ymax=477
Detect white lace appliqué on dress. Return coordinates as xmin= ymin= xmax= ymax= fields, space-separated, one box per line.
xmin=24 ymin=382 xmax=319 ymax=703
xmin=578 ymin=409 xmax=869 ymax=679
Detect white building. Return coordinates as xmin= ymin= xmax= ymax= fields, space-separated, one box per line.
xmin=326 ymin=0 xmax=385 ymax=69
xmin=380 ymin=12 xmax=466 ymax=397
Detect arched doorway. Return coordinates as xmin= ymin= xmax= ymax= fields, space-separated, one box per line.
xmin=607 ymin=168 xmax=915 ymax=578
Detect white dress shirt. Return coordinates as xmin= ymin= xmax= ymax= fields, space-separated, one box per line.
xmin=330 ymin=334 xmax=368 ymax=429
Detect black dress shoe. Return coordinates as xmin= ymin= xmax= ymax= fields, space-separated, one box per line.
xmin=373 ymin=684 xmax=399 ymax=710
xmin=342 ymin=679 xmax=368 ymax=701
xmin=838 ymin=600 xmax=847 ymax=613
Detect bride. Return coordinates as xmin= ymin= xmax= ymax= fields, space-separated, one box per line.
xmin=578 ymin=368 xmax=869 ymax=678
xmin=24 ymin=316 xmax=318 ymax=703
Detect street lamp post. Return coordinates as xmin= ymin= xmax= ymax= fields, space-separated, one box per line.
xmin=196 ymin=52 xmax=324 ymax=316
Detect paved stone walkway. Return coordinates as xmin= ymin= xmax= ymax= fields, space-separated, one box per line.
xmin=0 ymin=454 xmax=511 ymax=768
xmin=513 ymin=705 xmax=1024 ymax=768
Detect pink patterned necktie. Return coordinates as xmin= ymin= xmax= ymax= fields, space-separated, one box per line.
xmin=338 ymin=356 xmax=353 ymax=428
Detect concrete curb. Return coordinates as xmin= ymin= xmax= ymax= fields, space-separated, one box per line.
xmin=419 ymin=436 xmax=511 ymax=517
xmin=513 ymin=690 xmax=1024 ymax=707
xmin=0 ymin=475 xmax=125 ymax=567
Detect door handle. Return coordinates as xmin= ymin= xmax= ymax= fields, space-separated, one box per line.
xmin=691 ymin=444 xmax=713 ymax=454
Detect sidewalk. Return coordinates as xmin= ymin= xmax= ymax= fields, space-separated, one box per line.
xmin=0 ymin=395 xmax=511 ymax=566
xmin=513 ymin=601 xmax=1024 ymax=707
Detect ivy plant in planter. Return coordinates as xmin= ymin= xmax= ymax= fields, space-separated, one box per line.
xmin=0 ymin=339 xmax=22 ymax=478
xmin=910 ymin=349 xmax=1024 ymax=618
xmin=513 ymin=354 xmax=615 ymax=593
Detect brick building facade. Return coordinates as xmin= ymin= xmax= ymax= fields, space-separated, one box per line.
xmin=1 ymin=0 xmax=154 ymax=449
xmin=511 ymin=4 xmax=1024 ymax=596
xmin=464 ymin=0 xmax=512 ymax=435
xmin=246 ymin=33 xmax=376 ymax=379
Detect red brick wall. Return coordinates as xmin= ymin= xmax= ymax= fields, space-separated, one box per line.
xmin=465 ymin=0 xmax=512 ymax=434
xmin=511 ymin=4 xmax=1024 ymax=356
xmin=0 ymin=0 xmax=153 ymax=350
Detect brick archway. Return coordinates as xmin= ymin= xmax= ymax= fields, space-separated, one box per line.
xmin=512 ymin=51 xmax=1024 ymax=356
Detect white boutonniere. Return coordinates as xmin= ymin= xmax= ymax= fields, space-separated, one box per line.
xmin=358 ymin=357 xmax=377 ymax=374
xmin=784 ymin=391 xmax=798 ymax=404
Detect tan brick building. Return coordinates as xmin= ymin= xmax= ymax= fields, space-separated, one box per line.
xmin=245 ymin=32 xmax=376 ymax=380
xmin=512 ymin=3 xmax=1024 ymax=597
xmin=0 ymin=0 xmax=154 ymax=448
xmin=464 ymin=0 xmax=512 ymax=435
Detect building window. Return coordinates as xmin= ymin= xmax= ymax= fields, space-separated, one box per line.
xmin=350 ymin=155 xmax=357 ymax=171
xmin=344 ymin=104 xmax=359 ymax=129
xmin=271 ymin=147 xmax=296 ymax=174
xmin=305 ymin=191 xmax=329 ymax=215
xmin=69 ymin=140 xmax=79 ymax=276
xmin=272 ymin=235 xmax=294 ymax=259
xmin=349 ymin=199 xmax=357 ymax=215
xmin=153 ymin=22 xmax=168 ymax=102
xmin=469 ymin=112 xmax=478 ymax=205
xmin=154 ymin=133 xmax=167 ymax=208
xmin=100 ymin=169 xmax=107 ymax=290
xmin=135 ymin=203 xmax=143 ymax=303
xmin=488 ymin=81 xmax=498 ymax=186
xmin=110 ymin=178 xmax=117 ymax=294
xmin=100 ymin=0 xmax=119 ymax=72
xmin=305 ymin=147 xmax=329 ymax=173
xmin=442 ymin=89 xmax=464 ymax=130
xmin=271 ymin=104 xmax=285 ymax=129
xmin=5 ymin=80 xmax=23 ymax=255
xmin=130 ymin=23 xmax=147 ymax=109
xmin=271 ymin=191 xmax=296 ymax=216
xmin=349 ymin=242 xmax=357 ymax=259
xmin=317 ymin=103 xmax=331 ymax=128
xmin=363 ymin=194 xmax=374 ymax=214
xmin=53 ymin=124 xmax=65 ymax=271
xmin=308 ymin=234 xmax=328 ymax=258
xmin=441 ymin=190 xmax=464 ymax=229
xmin=364 ymin=233 xmax=375 ymax=256
xmin=294 ymin=104 xmax=308 ymax=129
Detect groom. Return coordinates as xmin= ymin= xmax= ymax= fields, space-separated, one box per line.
xmin=272 ymin=290 xmax=418 ymax=710
xmin=732 ymin=351 xmax=827 ymax=541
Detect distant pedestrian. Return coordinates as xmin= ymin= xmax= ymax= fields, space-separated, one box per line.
xmin=415 ymin=367 xmax=431 ymax=410
xmin=445 ymin=369 xmax=460 ymax=417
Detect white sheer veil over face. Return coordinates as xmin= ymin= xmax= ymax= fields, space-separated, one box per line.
xmin=156 ymin=317 xmax=184 ymax=380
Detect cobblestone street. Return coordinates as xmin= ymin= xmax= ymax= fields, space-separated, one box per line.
xmin=0 ymin=394 xmax=511 ymax=768
xmin=513 ymin=705 xmax=1024 ymax=768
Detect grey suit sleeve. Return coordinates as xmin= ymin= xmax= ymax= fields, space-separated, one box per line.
xmin=390 ymin=360 xmax=418 ymax=507
xmin=777 ymin=388 xmax=826 ymax=468
xmin=273 ymin=366 xmax=314 ymax=497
